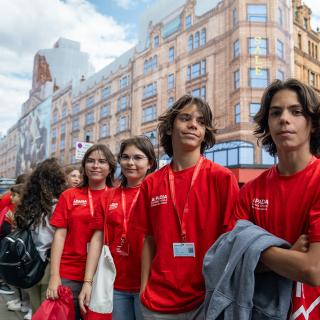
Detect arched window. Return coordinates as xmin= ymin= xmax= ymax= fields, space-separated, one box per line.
xmin=188 ymin=35 xmax=193 ymax=52
xmin=205 ymin=141 xmax=254 ymax=166
xmin=261 ymin=148 xmax=277 ymax=165
xmin=201 ymin=28 xmax=206 ymax=46
xmin=194 ymin=32 xmax=200 ymax=49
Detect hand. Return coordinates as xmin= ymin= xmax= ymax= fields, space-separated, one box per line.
xmin=46 ymin=275 xmax=61 ymax=300
xmin=5 ymin=210 xmax=15 ymax=224
xmin=79 ymin=282 xmax=92 ymax=315
xmin=291 ymin=234 xmax=309 ymax=253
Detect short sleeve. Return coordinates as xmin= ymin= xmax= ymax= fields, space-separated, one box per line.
xmin=308 ymin=197 xmax=320 ymax=243
xmin=50 ymin=192 xmax=69 ymax=228
xmin=131 ymin=179 xmax=152 ymax=236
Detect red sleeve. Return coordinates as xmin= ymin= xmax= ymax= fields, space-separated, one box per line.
xmin=226 ymin=184 xmax=251 ymax=231
xmin=308 ymin=197 xmax=320 ymax=242
xmin=131 ymin=179 xmax=152 ymax=236
xmin=0 ymin=193 xmax=11 ymax=212
xmin=50 ymin=192 xmax=69 ymax=228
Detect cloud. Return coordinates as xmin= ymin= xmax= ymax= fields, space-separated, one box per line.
xmin=112 ymin=0 xmax=152 ymax=10
xmin=0 ymin=0 xmax=136 ymax=134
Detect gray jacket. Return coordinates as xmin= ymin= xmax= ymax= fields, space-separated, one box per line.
xmin=202 ymin=220 xmax=293 ymax=320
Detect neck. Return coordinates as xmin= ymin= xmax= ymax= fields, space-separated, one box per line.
xmin=126 ymin=178 xmax=143 ymax=188
xmin=171 ymin=149 xmax=201 ymax=171
xmin=88 ymin=180 xmax=106 ymax=190
xmin=276 ymin=149 xmax=313 ymax=176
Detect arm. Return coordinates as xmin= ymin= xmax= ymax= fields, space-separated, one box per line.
xmin=46 ymin=228 xmax=67 ymax=299
xmin=141 ymin=235 xmax=155 ymax=294
xmin=78 ymin=230 xmax=103 ymax=314
xmin=261 ymin=242 xmax=320 ymax=286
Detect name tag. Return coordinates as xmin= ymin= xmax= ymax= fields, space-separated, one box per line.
xmin=173 ymin=242 xmax=195 ymax=257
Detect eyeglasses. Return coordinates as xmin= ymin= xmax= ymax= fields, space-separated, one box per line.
xmin=85 ymin=158 xmax=109 ymax=166
xmin=120 ymin=154 xmax=148 ymax=163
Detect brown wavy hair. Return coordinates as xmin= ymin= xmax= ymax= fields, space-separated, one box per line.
xmin=15 ymin=158 xmax=66 ymax=229
xmin=254 ymin=79 xmax=320 ymax=156
xmin=158 ymin=94 xmax=216 ymax=157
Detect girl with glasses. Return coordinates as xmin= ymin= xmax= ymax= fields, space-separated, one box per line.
xmin=79 ymin=136 xmax=157 ymax=320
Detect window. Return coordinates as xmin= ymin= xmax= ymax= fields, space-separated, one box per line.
xmin=119 ymin=75 xmax=129 ymax=89
xmin=51 ymin=143 xmax=56 ymax=152
xmin=249 ymin=68 xmax=268 ymax=88
xmin=191 ymin=86 xmax=206 ymax=100
xmin=72 ymin=103 xmax=80 ymax=114
xmin=200 ymin=29 xmax=206 ymax=46
xmin=233 ymin=39 xmax=240 ymax=58
xmin=102 ymin=86 xmax=111 ymax=100
xmin=194 ymin=31 xmax=200 ymax=49
xmin=188 ymin=35 xmax=193 ymax=52
xmin=144 ymin=56 xmax=157 ymax=74
xmin=262 ymin=149 xmax=277 ymax=165
xmin=276 ymin=39 xmax=284 ymax=59
xmin=72 ymin=118 xmax=80 ymax=131
xmin=86 ymin=96 xmax=94 ymax=108
xmin=154 ymin=35 xmax=159 ymax=48
xmin=247 ymin=4 xmax=267 ymax=22
xmin=234 ymin=69 xmax=240 ymax=89
xmin=144 ymin=130 xmax=157 ymax=146
xmin=167 ymin=74 xmax=174 ymax=90
xmin=117 ymin=116 xmax=128 ymax=133
xmin=298 ymin=34 xmax=302 ymax=49
xmin=205 ymin=141 xmax=254 ymax=166
xmin=234 ymin=103 xmax=240 ymax=123
xmin=85 ymin=112 xmax=94 ymax=125
xmin=201 ymin=59 xmax=206 ymax=75
xmin=52 ymin=128 xmax=57 ymax=138
xmin=117 ymin=96 xmax=127 ymax=111
xmin=276 ymin=70 xmax=285 ymax=81
xmin=304 ymin=17 xmax=308 ymax=30
xmin=169 ymin=47 xmax=174 ymax=63
xmin=142 ymin=105 xmax=157 ymax=123
xmin=61 ymin=123 xmax=66 ymax=135
xmin=249 ymin=103 xmax=260 ymax=122
xmin=185 ymin=15 xmax=192 ymax=29
xmin=168 ymin=97 xmax=174 ymax=109
xmin=232 ymin=8 xmax=238 ymax=27
xmin=53 ymin=112 xmax=58 ymax=124
xmin=143 ymin=83 xmax=157 ymax=98
xmin=100 ymin=104 xmax=110 ymax=118
xmin=309 ymin=71 xmax=315 ymax=87
xmin=248 ymin=37 xmax=268 ymax=55
xmin=152 ymin=55 xmax=158 ymax=69
xmin=100 ymin=124 xmax=110 ymax=138
xmin=84 ymin=130 xmax=93 ymax=142
xmin=277 ymin=7 xmax=283 ymax=26
xmin=61 ymin=105 xmax=67 ymax=118
xmin=60 ymin=139 xmax=65 ymax=150
xmin=187 ymin=60 xmax=206 ymax=81
xmin=72 ymin=135 xmax=78 ymax=148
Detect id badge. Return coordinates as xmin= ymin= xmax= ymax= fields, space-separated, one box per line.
xmin=172 ymin=242 xmax=195 ymax=257
xmin=116 ymin=239 xmax=130 ymax=256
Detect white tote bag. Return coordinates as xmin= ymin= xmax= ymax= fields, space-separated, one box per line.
xmin=88 ymin=244 xmax=116 ymax=313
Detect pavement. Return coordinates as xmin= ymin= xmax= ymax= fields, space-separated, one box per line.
xmin=0 ymin=288 xmax=24 ymax=320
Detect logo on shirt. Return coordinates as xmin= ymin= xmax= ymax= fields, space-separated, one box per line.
xmin=109 ymin=202 xmax=118 ymax=210
xmin=151 ymin=195 xmax=168 ymax=207
xmin=73 ymin=199 xmax=87 ymax=206
xmin=251 ymin=198 xmax=269 ymax=211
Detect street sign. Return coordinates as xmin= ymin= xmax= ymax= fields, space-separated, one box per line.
xmin=75 ymin=141 xmax=93 ymax=160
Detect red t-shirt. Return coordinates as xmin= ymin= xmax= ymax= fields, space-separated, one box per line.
xmin=0 ymin=192 xmax=14 ymax=212
xmin=90 ymin=186 xmax=143 ymax=292
xmin=132 ymin=158 xmax=239 ymax=313
xmin=231 ymin=158 xmax=320 ymax=319
xmin=50 ymin=187 xmax=107 ymax=281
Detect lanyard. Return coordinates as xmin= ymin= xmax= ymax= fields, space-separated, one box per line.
xmin=88 ymin=186 xmax=108 ymax=217
xmin=121 ymin=187 xmax=140 ymax=240
xmin=168 ymin=156 xmax=204 ymax=241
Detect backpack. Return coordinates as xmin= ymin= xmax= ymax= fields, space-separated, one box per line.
xmin=0 ymin=219 xmax=48 ymax=288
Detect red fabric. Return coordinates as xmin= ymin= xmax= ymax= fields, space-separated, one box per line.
xmin=0 ymin=207 xmax=9 ymax=229
xmin=131 ymin=159 xmax=239 ymax=313
xmin=84 ymin=308 xmax=112 ymax=320
xmin=32 ymin=286 xmax=75 ymax=320
xmin=232 ymin=158 xmax=320 ymax=320
xmin=50 ymin=187 xmax=107 ymax=281
xmin=91 ymin=187 xmax=143 ymax=292
xmin=0 ymin=192 xmax=14 ymax=212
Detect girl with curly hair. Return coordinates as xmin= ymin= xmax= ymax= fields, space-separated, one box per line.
xmin=14 ymin=158 xmax=66 ymax=315
xmin=47 ymin=144 xmax=116 ymax=320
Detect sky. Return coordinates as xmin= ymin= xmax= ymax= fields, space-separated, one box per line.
xmin=0 ymin=0 xmax=319 ymax=136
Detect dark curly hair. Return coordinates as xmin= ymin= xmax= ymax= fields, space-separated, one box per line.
xmin=254 ymin=79 xmax=320 ymax=156
xmin=15 ymin=158 xmax=66 ymax=229
xmin=158 ymin=95 xmax=216 ymax=157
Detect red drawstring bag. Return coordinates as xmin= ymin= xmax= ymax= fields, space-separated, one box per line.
xmin=33 ymin=285 xmax=75 ymax=320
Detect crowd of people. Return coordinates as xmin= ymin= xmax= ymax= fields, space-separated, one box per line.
xmin=0 ymin=78 xmax=319 ymax=320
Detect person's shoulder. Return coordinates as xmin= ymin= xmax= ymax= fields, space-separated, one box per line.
xmin=61 ymin=186 xmax=86 ymax=198
xmin=203 ymin=158 xmax=235 ymax=179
